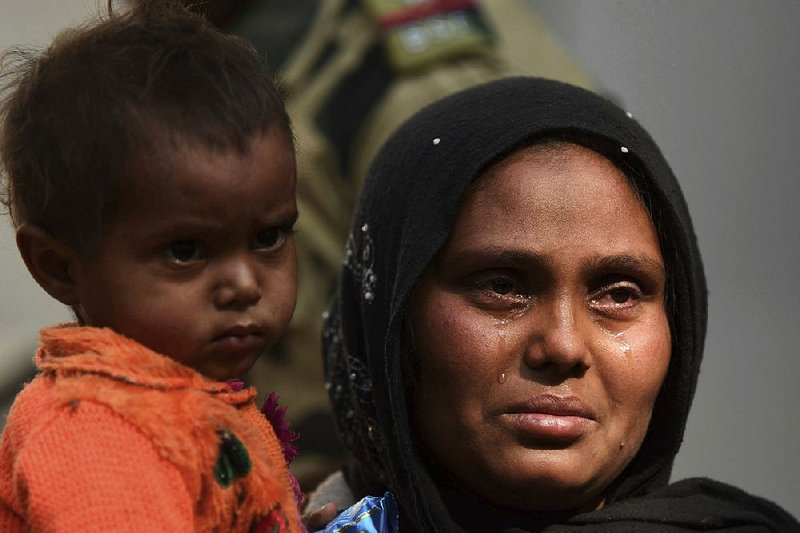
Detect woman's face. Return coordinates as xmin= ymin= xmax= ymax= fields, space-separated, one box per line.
xmin=408 ymin=143 xmax=671 ymax=512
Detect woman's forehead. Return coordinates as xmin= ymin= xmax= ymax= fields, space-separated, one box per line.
xmin=468 ymin=143 xmax=645 ymax=218
xmin=440 ymin=142 xmax=660 ymax=267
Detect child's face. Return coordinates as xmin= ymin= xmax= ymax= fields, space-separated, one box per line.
xmin=72 ymin=129 xmax=297 ymax=381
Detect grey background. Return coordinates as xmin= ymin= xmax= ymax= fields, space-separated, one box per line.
xmin=0 ymin=0 xmax=798 ymax=518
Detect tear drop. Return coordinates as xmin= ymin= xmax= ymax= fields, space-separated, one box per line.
xmin=498 ymin=372 xmax=508 ymax=384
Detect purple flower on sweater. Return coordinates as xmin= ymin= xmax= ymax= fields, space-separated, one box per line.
xmin=226 ymin=380 xmax=299 ymax=464
xmin=262 ymin=392 xmax=304 ymax=511
xmin=226 ymin=378 xmax=246 ymax=392
xmin=261 ymin=392 xmax=299 ymax=465
xmin=226 ymin=380 xmax=304 ymax=517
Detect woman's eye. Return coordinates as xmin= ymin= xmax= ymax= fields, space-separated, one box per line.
xmin=475 ymin=275 xmax=529 ymax=300
xmin=253 ymin=228 xmax=287 ymax=251
xmin=165 ymin=240 xmax=204 ymax=264
xmin=591 ymin=284 xmax=642 ymax=311
xmin=608 ymin=287 xmax=634 ymax=304
xmin=488 ymin=278 xmax=515 ymax=296
xmin=469 ymin=273 xmax=531 ymax=311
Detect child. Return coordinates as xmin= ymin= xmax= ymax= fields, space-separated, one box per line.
xmin=0 ymin=2 xmax=303 ymax=531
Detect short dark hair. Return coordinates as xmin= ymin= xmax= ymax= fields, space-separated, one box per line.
xmin=0 ymin=1 xmax=292 ymax=252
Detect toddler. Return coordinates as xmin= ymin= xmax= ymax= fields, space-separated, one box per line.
xmin=0 ymin=2 xmax=303 ymax=531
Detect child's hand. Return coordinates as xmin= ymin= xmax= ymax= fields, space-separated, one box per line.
xmin=302 ymin=502 xmax=337 ymax=531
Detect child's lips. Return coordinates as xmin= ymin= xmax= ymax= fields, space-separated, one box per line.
xmin=216 ymin=323 xmax=263 ymax=338
xmin=211 ymin=324 xmax=267 ymax=353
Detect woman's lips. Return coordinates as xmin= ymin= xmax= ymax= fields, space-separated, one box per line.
xmin=501 ymin=394 xmax=597 ymax=441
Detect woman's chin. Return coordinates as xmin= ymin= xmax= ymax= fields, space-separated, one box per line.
xmin=490 ymin=483 xmax=604 ymax=514
xmin=467 ymin=462 xmax=608 ymax=513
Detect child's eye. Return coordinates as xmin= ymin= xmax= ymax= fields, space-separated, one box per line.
xmin=252 ymin=228 xmax=289 ymax=252
xmin=165 ymin=240 xmax=205 ymax=264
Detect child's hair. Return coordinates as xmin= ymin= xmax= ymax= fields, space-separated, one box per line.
xmin=0 ymin=1 xmax=292 ymax=253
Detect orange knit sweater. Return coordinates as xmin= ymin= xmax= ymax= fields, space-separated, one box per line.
xmin=0 ymin=325 xmax=301 ymax=532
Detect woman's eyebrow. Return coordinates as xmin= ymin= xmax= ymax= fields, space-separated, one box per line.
xmin=444 ymin=248 xmax=665 ymax=277
xmin=583 ymin=254 xmax=666 ymax=278
xmin=443 ymin=247 xmax=550 ymax=269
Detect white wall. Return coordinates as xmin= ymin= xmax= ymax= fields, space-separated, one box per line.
xmin=530 ymin=0 xmax=800 ymax=517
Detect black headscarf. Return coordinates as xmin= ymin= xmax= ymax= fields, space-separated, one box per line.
xmin=322 ymin=77 xmax=798 ymax=531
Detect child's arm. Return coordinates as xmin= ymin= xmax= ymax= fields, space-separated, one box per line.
xmin=12 ymin=401 xmax=193 ymax=532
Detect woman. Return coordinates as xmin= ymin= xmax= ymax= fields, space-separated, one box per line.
xmin=313 ymin=78 xmax=798 ymax=531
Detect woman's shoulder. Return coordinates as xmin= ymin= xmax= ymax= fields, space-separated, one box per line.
xmin=665 ymin=478 xmax=798 ymax=528
xmin=595 ymin=477 xmax=800 ymax=532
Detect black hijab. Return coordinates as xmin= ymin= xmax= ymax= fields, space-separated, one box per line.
xmin=322 ymin=77 xmax=798 ymax=531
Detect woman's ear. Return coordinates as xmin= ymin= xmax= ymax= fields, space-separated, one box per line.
xmin=16 ymin=223 xmax=80 ymax=306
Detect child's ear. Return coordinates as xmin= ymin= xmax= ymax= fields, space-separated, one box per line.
xmin=16 ymin=223 xmax=80 ymax=306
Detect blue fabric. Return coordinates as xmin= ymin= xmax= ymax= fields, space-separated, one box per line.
xmin=315 ymin=492 xmax=399 ymax=533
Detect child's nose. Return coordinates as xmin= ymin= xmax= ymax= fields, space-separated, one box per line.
xmin=213 ymin=257 xmax=261 ymax=309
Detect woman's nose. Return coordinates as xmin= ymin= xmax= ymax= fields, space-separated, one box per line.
xmin=522 ymin=296 xmax=590 ymax=375
xmin=213 ymin=256 xmax=262 ymax=309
